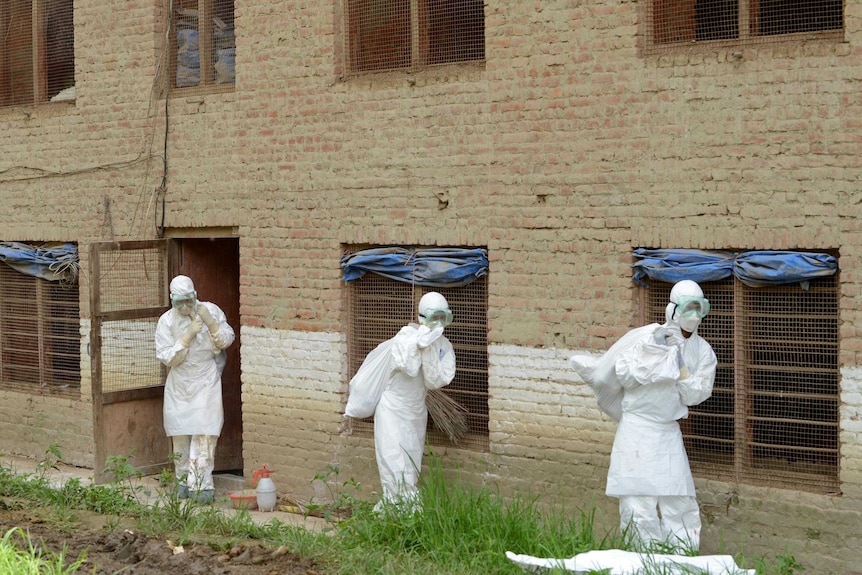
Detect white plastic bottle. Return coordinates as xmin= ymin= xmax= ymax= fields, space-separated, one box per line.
xmin=253 ymin=465 xmax=277 ymax=512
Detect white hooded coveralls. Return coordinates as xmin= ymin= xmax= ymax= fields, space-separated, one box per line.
xmin=571 ymin=310 xmax=716 ymax=550
xmin=155 ymin=298 xmax=235 ymax=490
xmin=374 ymin=323 xmax=456 ymax=509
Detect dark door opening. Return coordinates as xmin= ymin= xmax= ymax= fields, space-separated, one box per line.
xmin=171 ymin=237 xmax=242 ymax=473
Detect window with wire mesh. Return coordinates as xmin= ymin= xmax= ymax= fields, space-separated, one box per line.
xmin=345 ymin=0 xmax=485 ymax=74
xmin=642 ymin=275 xmax=839 ymax=493
xmin=0 ymin=264 xmax=80 ymax=398
xmin=643 ymin=0 xmax=843 ymax=52
xmin=170 ymin=0 xmax=235 ymax=93
xmin=346 ymin=270 xmax=489 ymax=451
xmin=0 ymin=0 xmax=75 ymax=107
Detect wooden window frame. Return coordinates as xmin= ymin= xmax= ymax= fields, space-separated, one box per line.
xmin=345 ymin=256 xmax=489 ymax=452
xmin=0 ymin=265 xmax=81 ymax=398
xmin=169 ymin=0 xmax=235 ymax=94
xmin=0 ymin=0 xmax=74 ymax=107
xmin=344 ymin=0 xmax=485 ymax=75
xmin=643 ymin=0 xmax=843 ymax=54
xmin=642 ymin=275 xmax=840 ymax=494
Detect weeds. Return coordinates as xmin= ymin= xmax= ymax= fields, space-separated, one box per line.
xmin=0 ymin=448 xmax=806 ymax=575
xmin=0 ymin=527 xmax=89 ymax=575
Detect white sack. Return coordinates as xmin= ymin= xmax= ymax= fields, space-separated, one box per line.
xmin=569 ymin=324 xmax=659 ymax=422
xmin=345 ymin=338 xmax=394 ymax=419
xmin=506 ymin=548 xmax=756 ymax=575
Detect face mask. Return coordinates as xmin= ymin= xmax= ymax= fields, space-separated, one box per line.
xmin=679 ymin=315 xmax=701 ymax=333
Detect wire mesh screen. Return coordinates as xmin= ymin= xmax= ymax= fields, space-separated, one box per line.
xmin=346 ymin=270 xmax=489 ymax=451
xmin=96 ymin=248 xmax=167 ymax=313
xmin=0 ymin=0 xmax=75 ymax=107
xmin=171 ymin=0 xmax=235 ymax=92
xmin=100 ymin=319 xmax=165 ymax=393
xmin=346 ymin=0 xmax=485 ymax=74
xmin=0 ymin=264 xmax=80 ymax=397
xmin=94 ymin=246 xmax=169 ymax=393
xmin=643 ymin=276 xmax=840 ymax=493
xmin=644 ymin=0 xmax=842 ymax=52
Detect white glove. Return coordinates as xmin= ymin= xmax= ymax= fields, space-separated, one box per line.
xmin=416 ymin=325 xmax=445 ymax=349
xmin=179 ymin=317 xmax=203 ymax=347
xmin=196 ymin=304 xmax=218 ymax=334
xmin=653 ymin=325 xmax=685 ymax=348
xmin=210 ymin=331 xmax=228 ymax=350
xmin=678 ymin=365 xmax=691 ymax=380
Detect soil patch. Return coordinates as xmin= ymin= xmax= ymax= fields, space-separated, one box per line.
xmin=0 ymin=500 xmax=325 ymax=575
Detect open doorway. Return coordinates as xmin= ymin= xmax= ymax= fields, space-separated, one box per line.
xmin=170 ymin=237 xmax=242 ymax=474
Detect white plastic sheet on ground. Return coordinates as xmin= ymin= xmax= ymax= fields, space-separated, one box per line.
xmin=506 ymin=549 xmax=756 ymax=574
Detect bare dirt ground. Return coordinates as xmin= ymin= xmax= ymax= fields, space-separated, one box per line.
xmin=0 ymin=502 xmax=325 ymax=575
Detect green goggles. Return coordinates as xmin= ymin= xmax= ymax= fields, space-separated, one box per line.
xmin=171 ymin=296 xmax=196 ymax=309
xmin=674 ymin=296 xmax=710 ymax=319
xmin=419 ymin=309 xmax=453 ymax=328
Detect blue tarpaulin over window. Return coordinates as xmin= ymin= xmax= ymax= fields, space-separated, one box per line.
xmin=0 ymin=242 xmax=79 ymax=283
xmin=341 ymin=247 xmax=488 ymax=288
xmin=632 ymin=248 xmax=838 ymax=289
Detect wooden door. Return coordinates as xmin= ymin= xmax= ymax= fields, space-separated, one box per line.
xmin=90 ymin=240 xmax=172 ymax=483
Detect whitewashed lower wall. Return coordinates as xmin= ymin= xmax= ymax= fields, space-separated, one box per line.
xmin=241 ymin=330 xmax=862 ymax=573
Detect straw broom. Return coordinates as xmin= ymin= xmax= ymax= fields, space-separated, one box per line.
xmin=341 ymin=391 xmax=468 ymax=444
xmin=426 ymin=389 xmax=469 ymax=444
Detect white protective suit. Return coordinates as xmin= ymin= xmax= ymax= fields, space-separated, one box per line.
xmin=570 ymin=280 xmax=717 ymax=551
xmin=374 ymin=293 xmax=457 ymax=511
xmin=155 ymin=276 xmax=235 ymax=495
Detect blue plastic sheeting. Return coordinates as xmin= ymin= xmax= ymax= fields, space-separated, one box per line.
xmin=735 ymin=250 xmax=838 ymax=288
xmin=632 ymin=248 xmax=837 ymax=289
xmin=631 ymin=249 xmax=736 ymax=286
xmin=0 ymin=242 xmax=79 ymax=283
xmin=341 ymin=247 xmax=488 ymax=288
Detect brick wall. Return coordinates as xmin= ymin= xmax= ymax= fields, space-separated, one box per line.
xmin=1 ymin=0 xmax=861 ymax=571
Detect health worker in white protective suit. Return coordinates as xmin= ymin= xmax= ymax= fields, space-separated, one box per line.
xmin=155 ymin=275 xmax=235 ymax=503
xmin=570 ymin=280 xmax=717 ymax=552
xmin=374 ymin=291 xmax=457 ymax=512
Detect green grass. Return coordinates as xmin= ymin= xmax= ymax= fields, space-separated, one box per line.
xmin=0 ymin=447 xmax=803 ymax=575
xmin=0 ymin=528 xmax=91 ymax=575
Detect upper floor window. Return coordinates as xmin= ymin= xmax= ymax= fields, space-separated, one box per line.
xmin=0 ymin=242 xmax=80 ymax=398
xmin=644 ymin=0 xmax=842 ymax=52
xmin=171 ymin=0 xmax=235 ymax=92
xmin=345 ymin=0 xmax=484 ymax=75
xmin=0 ymin=0 xmax=75 ymax=107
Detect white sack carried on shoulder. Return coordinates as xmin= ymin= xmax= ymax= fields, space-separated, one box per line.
xmin=345 ymin=338 xmax=394 ymax=419
xmin=569 ymin=324 xmax=659 ymax=422
xmin=505 ymin=549 xmax=756 ymax=575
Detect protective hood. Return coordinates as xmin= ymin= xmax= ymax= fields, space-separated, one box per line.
xmin=169 ymin=275 xmax=197 ymax=300
xmin=666 ymin=280 xmax=706 ymax=333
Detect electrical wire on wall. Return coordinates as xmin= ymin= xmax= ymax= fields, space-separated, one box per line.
xmin=153 ymin=0 xmax=173 ymax=239
xmin=0 ymin=3 xmax=174 ymax=242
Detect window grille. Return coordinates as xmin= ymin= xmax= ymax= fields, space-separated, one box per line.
xmin=0 ymin=264 xmax=80 ymax=398
xmin=345 ymin=0 xmax=485 ymax=74
xmin=643 ymin=275 xmax=840 ymax=493
xmin=0 ymin=0 xmax=75 ymax=107
xmin=170 ymin=0 xmax=235 ymax=93
xmin=345 ymin=268 xmax=489 ymax=451
xmin=643 ymin=0 xmax=843 ymax=52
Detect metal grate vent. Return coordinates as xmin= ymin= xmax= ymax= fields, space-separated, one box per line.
xmin=345 ymin=260 xmax=489 ymax=451
xmin=345 ymin=0 xmax=485 ymax=74
xmin=643 ymin=276 xmax=840 ymax=493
